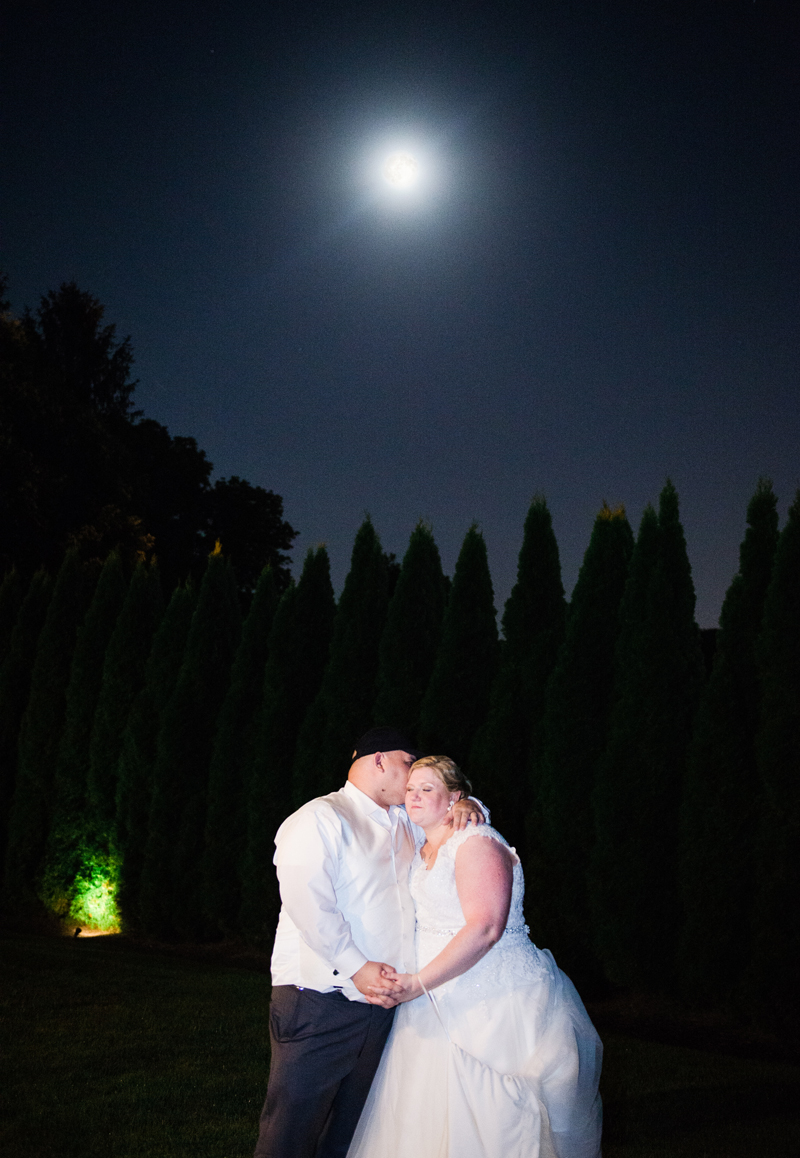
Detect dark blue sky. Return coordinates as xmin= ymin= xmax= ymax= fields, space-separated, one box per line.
xmin=3 ymin=0 xmax=798 ymax=626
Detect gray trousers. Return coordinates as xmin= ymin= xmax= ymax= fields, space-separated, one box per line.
xmin=254 ymin=985 xmax=395 ymax=1158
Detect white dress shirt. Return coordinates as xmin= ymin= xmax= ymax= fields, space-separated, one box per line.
xmin=270 ymin=780 xmax=421 ymax=1002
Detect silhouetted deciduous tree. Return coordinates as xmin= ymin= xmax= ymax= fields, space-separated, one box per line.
xmin=0 ymin=277 xmax=297 ymax=597
xmin=207 ymin=478 xmax=296 ymax=599
xmin=122 ymin=418 xmax=213 ymax=589
xmin=28 ymin=282 xmax=137 ymax=416
xmin=0 ymin=284 xmax=139 ymax=575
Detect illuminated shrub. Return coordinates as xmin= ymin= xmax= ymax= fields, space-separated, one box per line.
xmin=69 ymin=851 xmax=119 ymax=931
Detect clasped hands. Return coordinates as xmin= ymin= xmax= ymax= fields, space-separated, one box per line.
xmin=352 ymin=961 xmax=422 ymax=1008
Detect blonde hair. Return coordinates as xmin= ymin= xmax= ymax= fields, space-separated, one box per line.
xmin=410 ymin=755 xmax=472 ymax=799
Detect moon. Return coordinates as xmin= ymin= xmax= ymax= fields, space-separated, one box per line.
xmin=383 ymin=152 xmax=418 ymax=188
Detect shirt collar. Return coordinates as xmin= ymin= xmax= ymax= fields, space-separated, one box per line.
xmin=342 ymin=779 xmax=401 ymax=827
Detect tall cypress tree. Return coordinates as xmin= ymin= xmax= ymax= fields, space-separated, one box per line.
xmin=679 ymin=480 xmax=779 ymax=1001
xmin=202 ymin=566 xmax=278 ymax=937
xmin=470 ymin=497 xmax=566 ymax=858
xmin=4 ymin=550 xmax=95 ymax=902
xmin=291 ymin=695 xmax=328 ymax=807
xmin=114 ymin=583 xmax=194 ymax=932
xmin=372 ymin=521 xmax=448 ymax=738
xmin=0 ymin=570 xmax=53 ymax=881
xmin=139 ymin=546 xmax=241 ymax=939
xmin=529 ymin=504 xmax=633 ymax=982
xmin=748 ymin=492 xmax=800 ymax=1027
xmin=84 ymin=559 xmax=164 ymax=864
xmin=293 ymin=519 xmax=391 ymax=798
xmin=240 ymin=547 xmax=336 ymax=944
xmin=0 ymin=568 xmax=24 ymax=666
xmin=76 ymin=555 xmax=165 ymax=926
xmin=40 ymin=551 xmax=127 ymax=918
xmin=590 ymin=482 xmax=705 ymax=989
xmin=419 ymin=525 xmax=498 ymax=767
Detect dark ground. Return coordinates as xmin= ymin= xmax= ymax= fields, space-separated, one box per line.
xmin=2 ymin=929 xmax=799 ymax=1157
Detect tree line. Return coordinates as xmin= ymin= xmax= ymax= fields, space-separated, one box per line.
xmin=1 ymin=278 xmax=797 ymax=1031
xmin=1 ymin=484 xmax=798 ymax=1033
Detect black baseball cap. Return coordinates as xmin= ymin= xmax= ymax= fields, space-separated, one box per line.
xmin=351 ymin=727 xmax=425 ymax=763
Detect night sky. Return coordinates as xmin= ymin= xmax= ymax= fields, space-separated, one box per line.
xmin=3 ymin=0 xmax=798 ymax=626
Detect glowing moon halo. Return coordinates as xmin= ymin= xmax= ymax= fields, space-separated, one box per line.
xmin=383 ymin=152 xmax=418 ymax=188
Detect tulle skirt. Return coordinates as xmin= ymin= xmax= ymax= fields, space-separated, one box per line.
xmin=347 ymin=936 xmax=603 ymax=1158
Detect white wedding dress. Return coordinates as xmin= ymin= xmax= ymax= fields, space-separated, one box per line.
xmin=347 ymin=825 xmax=603 ymax=1158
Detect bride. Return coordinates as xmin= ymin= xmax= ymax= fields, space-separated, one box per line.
xmin=347 ymin=756 xmax=603 ymax=1158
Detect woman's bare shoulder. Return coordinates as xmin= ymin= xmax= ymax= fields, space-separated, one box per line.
xmin=449 ymin=824 xmax=516 ymax=861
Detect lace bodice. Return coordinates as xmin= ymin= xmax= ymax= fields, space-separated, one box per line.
xmin=410 ymin=825 xmax=547 ymax=996
xmin=411 ymin=824 xmax=526 ymax=936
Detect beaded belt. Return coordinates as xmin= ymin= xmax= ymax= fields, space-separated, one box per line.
xmin=417 ymin=923 xmax=529 ymax=937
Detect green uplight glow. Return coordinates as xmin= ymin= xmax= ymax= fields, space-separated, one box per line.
xmin=69 ymin=856 xmax=120 ymax=932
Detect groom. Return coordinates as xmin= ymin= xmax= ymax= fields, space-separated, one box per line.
xmin=253 ymin=726 xmax=482 ymax=1158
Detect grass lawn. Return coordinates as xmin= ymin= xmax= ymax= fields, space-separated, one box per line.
xmin=2 ymin=930 xmax=799 ymax=1157
xmin=1 ymin=932 xmax=270 ymax=1157
xmin=600 ymin=1033 xmax=800 ymax=1156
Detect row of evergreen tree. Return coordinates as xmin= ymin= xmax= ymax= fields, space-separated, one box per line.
xmin=0 ymin=481 xmax=797 ymax=1029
